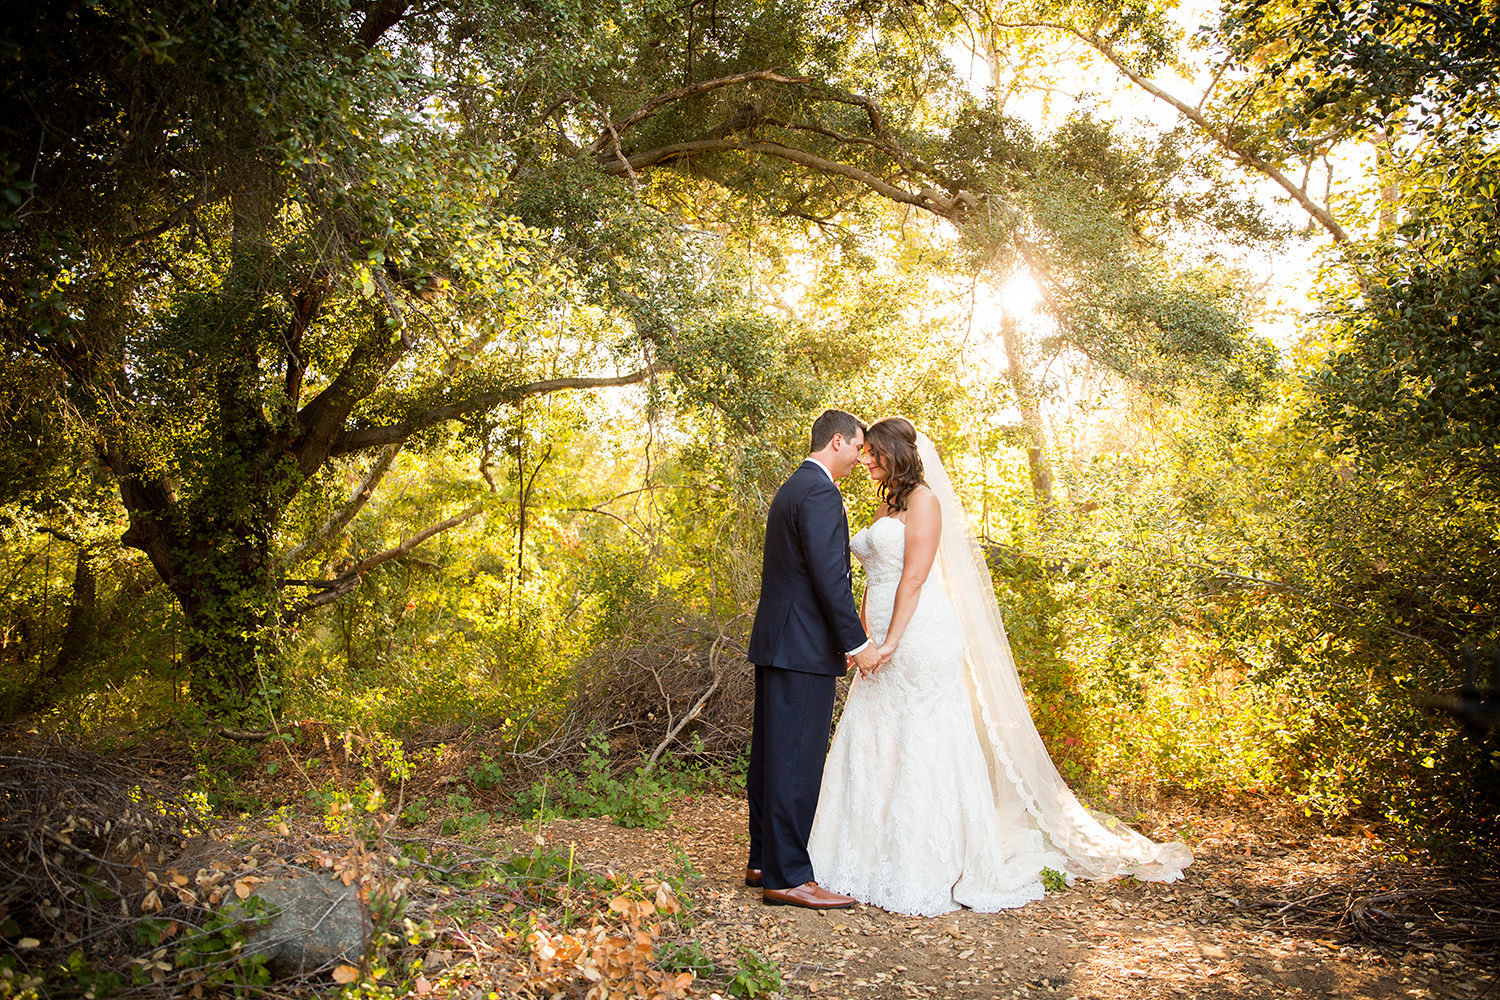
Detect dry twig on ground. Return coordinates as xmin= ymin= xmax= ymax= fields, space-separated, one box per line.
xmin=519 ymin=605 xmax=753 ymax=782
xmin=1245 ymin=864 xmax=1500 ymax=958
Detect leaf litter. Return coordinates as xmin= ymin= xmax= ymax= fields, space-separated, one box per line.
xmin=484 ymin=795 xmax=1495 ymax=999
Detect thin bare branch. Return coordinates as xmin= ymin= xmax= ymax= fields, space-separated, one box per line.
xmin=562 ymin=506 xmax=649 ymax=545
xmin=283 ymin=503 xmax=485 ymax=621
xmin=279 ymin=443 xmax=402 ymax=567
xmin=643 ymin=634 xmax=728 ymax=773
xmin=589 ymin=69 xmax=813 ymax=154
xmin=596 ymin=106 xmax=641 ymax=195
xmin=121 ymin=192 xmax=213 ymax=249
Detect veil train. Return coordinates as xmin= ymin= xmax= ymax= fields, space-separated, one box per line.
xmin=917 ymin=433 xmax=1193 ymax=882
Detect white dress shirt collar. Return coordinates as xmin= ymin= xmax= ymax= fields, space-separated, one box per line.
xmin=805 ymin=457 xmax=835 ymax=482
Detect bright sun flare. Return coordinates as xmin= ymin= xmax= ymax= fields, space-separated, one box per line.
xmin=1000 ymin=271 xmax=1043 ymax=318
xmin=968 ymin=270 xmax=1046 ymax=337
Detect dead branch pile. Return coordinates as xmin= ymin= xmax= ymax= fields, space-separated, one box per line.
xmin=0 ymin=738 xmax=204 ymax=978
xmin=0 ymin=733 xmax=384 ymax=996
xmin=0 ymin=731 xmax=708 ymax=997
xmin=1244 ymin=863 xmax=1500 ymax=958
xmin=518 ymin=605 xmax=754 ymax=782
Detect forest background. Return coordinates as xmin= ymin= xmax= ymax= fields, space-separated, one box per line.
xmin=1 ymin=0 xmax=1497 ymax=869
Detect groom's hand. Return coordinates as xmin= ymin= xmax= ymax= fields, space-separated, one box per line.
xmin=850 ymin=643 xmax=884 ymax=677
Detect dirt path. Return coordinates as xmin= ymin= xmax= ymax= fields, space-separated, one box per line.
xmin=488 ymin=796 xmax=1492 ymax=999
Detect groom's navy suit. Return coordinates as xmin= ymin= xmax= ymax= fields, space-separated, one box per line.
xmin=747 ymin=460 xmax=868 ymax=890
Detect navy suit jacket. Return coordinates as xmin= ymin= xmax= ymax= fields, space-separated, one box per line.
xmin=747 ymin=461 xmax=867 ymax=675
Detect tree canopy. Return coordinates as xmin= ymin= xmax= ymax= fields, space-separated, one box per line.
xmin=1 ymin=0 xmax=1270 ymax=716
xmin=1 ymin=0 xmax=1495 ymax=855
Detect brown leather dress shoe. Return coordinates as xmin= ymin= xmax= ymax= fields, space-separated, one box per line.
xmin=762 ymin=881 xmax=856 ymax=909
xmin=744 ymin=867 xmax=763 ymax=887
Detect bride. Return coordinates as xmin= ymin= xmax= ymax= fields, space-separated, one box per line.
xmin=807 ymin=416 xmax=1192 ymax=917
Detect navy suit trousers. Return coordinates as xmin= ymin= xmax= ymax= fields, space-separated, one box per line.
xmin=747 ymin=664 xmax=837 ymax=890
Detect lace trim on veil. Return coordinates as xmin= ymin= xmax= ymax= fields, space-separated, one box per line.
xmin=917 ymin=434 xmax=1192 ymax=882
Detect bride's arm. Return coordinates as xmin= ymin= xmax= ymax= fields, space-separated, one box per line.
xmin=875 ymin=489 xmax=941 ymax=658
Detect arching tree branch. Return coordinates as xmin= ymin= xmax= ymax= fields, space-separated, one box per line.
xmin=282 ymin=502 xmax=485 ymax=622
xmin=589 ymin=69 xmax=813 ymax=153
xmin=355 ymin=0 xmax=411 ymax=48
xmin=329 ymin=367 xmax=665 ymax=456
xmin=599 ymin=138 xmax=982 ymax=221
xmin=279 ymin=442 xmax=402 ymax=568
xmin=990 ymin=20 xmax=1351 ymax=242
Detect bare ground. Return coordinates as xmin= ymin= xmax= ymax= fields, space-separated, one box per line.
xmin=5 ymin=731 xmax=1495 ymax=999
xmin=484 ymin=795 xmax=1497 ymax=1000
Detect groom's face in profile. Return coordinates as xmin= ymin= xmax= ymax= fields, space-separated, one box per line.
xmin=828 ymin=430 xmax=866 ymax=480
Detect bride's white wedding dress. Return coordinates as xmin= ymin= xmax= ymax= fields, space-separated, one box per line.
xmin=808 ymin=516 xmax=1058 ymax=914
xmin=808 ymin=436 xmax=1192 ymax=917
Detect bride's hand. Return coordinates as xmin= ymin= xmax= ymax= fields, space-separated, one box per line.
xmin=857 ymin=642 xmax=895 ymax=677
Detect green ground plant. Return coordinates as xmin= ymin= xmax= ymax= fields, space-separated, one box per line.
xmin=659 ymin=939 xmax=716 ymax=979
xmin=466 ymin=753 xmax=507 ymax=790
xmin=400 ymin=797 xmax=431 ymax=826
xmin=725 ymin=948 xmax=783 ymax=999
xmin=438 ymin=793 xmax=493 ymax=839
xmin=513 ymin=735 xmax=676 ymax=830
xmin=1040 ymin=867 xmax=1068 ymax=893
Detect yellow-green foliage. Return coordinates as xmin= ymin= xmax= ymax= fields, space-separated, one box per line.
xmin=977 ymin=390 xmax=1496 ymax=852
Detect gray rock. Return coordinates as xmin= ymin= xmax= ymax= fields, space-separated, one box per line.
xmin=236 ymin=876 xmax=371 ymax=977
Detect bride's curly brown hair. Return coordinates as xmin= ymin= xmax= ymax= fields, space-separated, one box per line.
xmin=866 ymin=416 xmax=926 ymax=512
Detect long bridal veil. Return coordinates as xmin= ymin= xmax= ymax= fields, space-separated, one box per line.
xmin=917 ymin=434 xmax=1193 ymax=882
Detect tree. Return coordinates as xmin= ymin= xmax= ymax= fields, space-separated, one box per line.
xmin=1312 ymin=157 xmax=1500 ymax=476
xmin=0 ymin=0 xmax=1279 ymax=719
xmin=971 ymin=0 xmax=1493 ymax=239
xmin=0 ymin=0 xmax=753 ymax=716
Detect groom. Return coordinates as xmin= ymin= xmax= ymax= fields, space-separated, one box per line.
xmin=746 ymin=409 xmax=888 ymax=909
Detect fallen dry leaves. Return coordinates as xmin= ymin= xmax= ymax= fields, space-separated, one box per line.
xmin=523 ymin=884 xmax=695 ymax=1000
xmin=474 ymin=795 xmax=1496 ymax=1000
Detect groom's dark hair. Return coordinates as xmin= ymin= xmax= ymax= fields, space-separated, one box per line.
xmin=810 ymin=409 xmax=866 ymax=452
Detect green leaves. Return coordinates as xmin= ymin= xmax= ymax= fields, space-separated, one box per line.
xmin=1312 ymin=153 xmax=1500 ymax=472
xmin=1211 ymin=0 xmax=1500 ymax=148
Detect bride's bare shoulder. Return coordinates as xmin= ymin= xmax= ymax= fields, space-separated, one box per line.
xmin=906 ymin=486 xmax=942 ymax=524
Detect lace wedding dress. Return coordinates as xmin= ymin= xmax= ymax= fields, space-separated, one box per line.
xmin=807 ymin=436 xmax=1192 ymax=917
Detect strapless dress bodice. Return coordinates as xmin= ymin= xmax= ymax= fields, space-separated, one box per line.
xmin=851 ymin=516 xmax=908 ymax=587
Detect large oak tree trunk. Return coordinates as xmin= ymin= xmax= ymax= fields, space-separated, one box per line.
xmin=173 ymin=524 xmax=281 ymax=714
xmin=112 ymin=452 xmax=287 ymax=718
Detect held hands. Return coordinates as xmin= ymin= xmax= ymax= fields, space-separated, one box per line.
xmin=849 ymin=641 xmax=892 ymax=678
